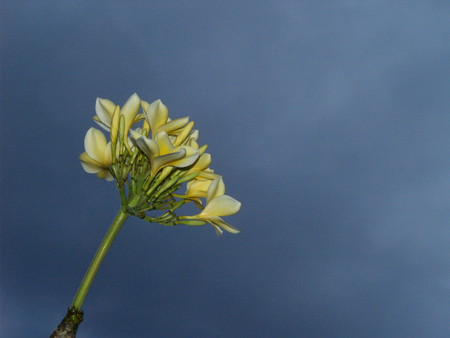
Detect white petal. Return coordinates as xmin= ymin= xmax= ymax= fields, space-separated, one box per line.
xmin=152 ymin=149 xmax=186 ymax=173
xmin=135 ymin=136 xmax=159 ymax=158
xmin=96 ymin=169 xmax=114 ymax=181
xmin=178 ymin=145 xmax=198 ymax=157
xmin=81 ymin=161 xmax=101 ymax=174
xmin=93 ymin=116 xmax=111 ymax=131
xmin=197 ymin=170 xmax=219 ymax=180
xmin=173 ymin=121 xmax=194 ymax=146
xmin=194 ymin=153 xmax=211 ymax=171
xmin=207 ymin=216 xmax=240 ymax=234
xmin=141 ymin=100 xmax=149 ymax=112
xmin=210 ymin=223 xmax=224 ymax=236
xmin=189 ymin=139 xmax=199 ymax=149
xmin=198 ymin=144 xmax=208 ymax=155
xmin=104 ymin=174 xmax=114 ymax=181
xmin=186 ymin=179 xmax=212 ymax=197
xmin=201 ymin=195 xmax=241 ymax=217
xmin=190 ymin=129 xmax=199 ymax=141
xmin=121 ymin=93 xmax=141 ymax=128
xmin=155 ymin=131 xmax=174 ymax=155
xmin=84 ymin=128 xmax=107 ymax=162
xmin=80 ymin=153 xmax=103 ymax=174
xmin=170 ymin=147 xmax=199 ymax=168
xmin=145 ymin=99 xmax=168 ymax=135
xmin=95 ymin=98 xmax=116 ymax=127
xmin=130 ymin=129 xmax=143 ymax=140
xmin=206 ymin=177 xmax=225 ymax=204
xmin=158 ymin=116 xmax=190 ymax=134
xmin=103 ymin=142 xmax=112 ymax=164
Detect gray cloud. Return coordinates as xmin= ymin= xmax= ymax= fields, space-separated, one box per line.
xmin=1 ymin=1 xmax=449 ymax=337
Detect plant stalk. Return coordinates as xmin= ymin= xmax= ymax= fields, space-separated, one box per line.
xmin=72 ymin=208 xmax=129 ymax=309
xmin=50 ymin=208 xmax=129 ymax=337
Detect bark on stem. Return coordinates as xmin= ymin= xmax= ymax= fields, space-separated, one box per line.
xmin=50 ymin=307 xmax=83 ymax=338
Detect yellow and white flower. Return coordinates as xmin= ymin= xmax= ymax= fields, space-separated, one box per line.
xmin=131 ymin=130 xmax=199 ymax=176
xmin=93 ymin=97 xmax=116 ymax=131
xmin=142 ymin=99 xmax=190 ymax=137
xmin=185 ymin=177 xmax=240 ymax=235
xmin=79 ymin=128 xmax=113 ymax=181
xmin=93 ymin=93 xmax=142 ymax=135
xmin=80 ymin=93 xmax=241 ymax=235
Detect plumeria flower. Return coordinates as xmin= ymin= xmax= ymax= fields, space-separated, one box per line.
xmin=184 ymin=129 xmax=200 ymax=149
xmin=196 ymin=168 xmax=220 ymax=180
xmin=182 ymin=153 xmax=213 ymax=193
xmin=184 ymin=177 xmax=241 ymax=235
xmin=183 ymin=175 xmax=214 ymax=208
xmin=131 ymin=130 xmax=199 ymax=176
xmin=142 ymin=99 xmax=190 ymax=137
xmin=186 ymin=179 xmax=214 ymax=199
xmin=172 ymin=158 xmax=216 ymax=206
xmin=160 ymin=117 xmax=191 ymax=137
xmin=80 ymin=93 xmax=240 ymax=233
xmin=186 ymin=152 xmax=211 ymax=173
xmin=93 ymin=93 xmax=143 ymax=134
xmin=79 ymin=127 xmax=113 ymax=181
xmin=172 ymin=121 xmax=195 ymax=146
xmin=93 ymin=97 xmax=116 ymax=131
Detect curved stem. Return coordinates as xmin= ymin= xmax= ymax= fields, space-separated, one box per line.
xmin=71 ymin=209 xmax=129 ymax=310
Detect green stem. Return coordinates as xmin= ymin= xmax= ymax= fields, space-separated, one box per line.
xmin=71 ymin=208 xmax=129 ymax=310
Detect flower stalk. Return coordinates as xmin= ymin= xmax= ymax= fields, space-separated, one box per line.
xmin=71 ymin=209 xmax=129 ymax=310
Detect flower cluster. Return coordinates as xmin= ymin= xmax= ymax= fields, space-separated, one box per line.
xmin=80 ymin=93 xmax=241 ymax=235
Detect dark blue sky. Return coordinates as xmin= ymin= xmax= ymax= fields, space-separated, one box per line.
xmin=1 ymin=1 xmax=449 ymax=337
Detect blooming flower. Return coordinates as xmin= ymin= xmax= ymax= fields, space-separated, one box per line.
xmin=188 ymin=152 xmax=211 ymax=172
xmin=186 ymin=179 xmax=213 ymax=198
xmin=79 ymin=128 xmax=113 ymax=181
xmin=185 ymin=177 xmax=241 ymax=235
xmin=93 ymin=97 xmax=116 ymax=131
xmin=80 ymin=93 xmax=241 ymax=235
xmin=131 ymin=130 xmax=199 ymax=176
xmin=142 ymin=99 xmax=190 ymax=137
xmin=93 ymin=93 xmax=142 ymax=135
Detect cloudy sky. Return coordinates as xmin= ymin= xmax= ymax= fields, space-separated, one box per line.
xmin=1 ymin=1 xmax=449 ymax=337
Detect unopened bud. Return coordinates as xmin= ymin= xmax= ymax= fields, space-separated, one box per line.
xmin=178 ymin=220 xmax=206 ymax=226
